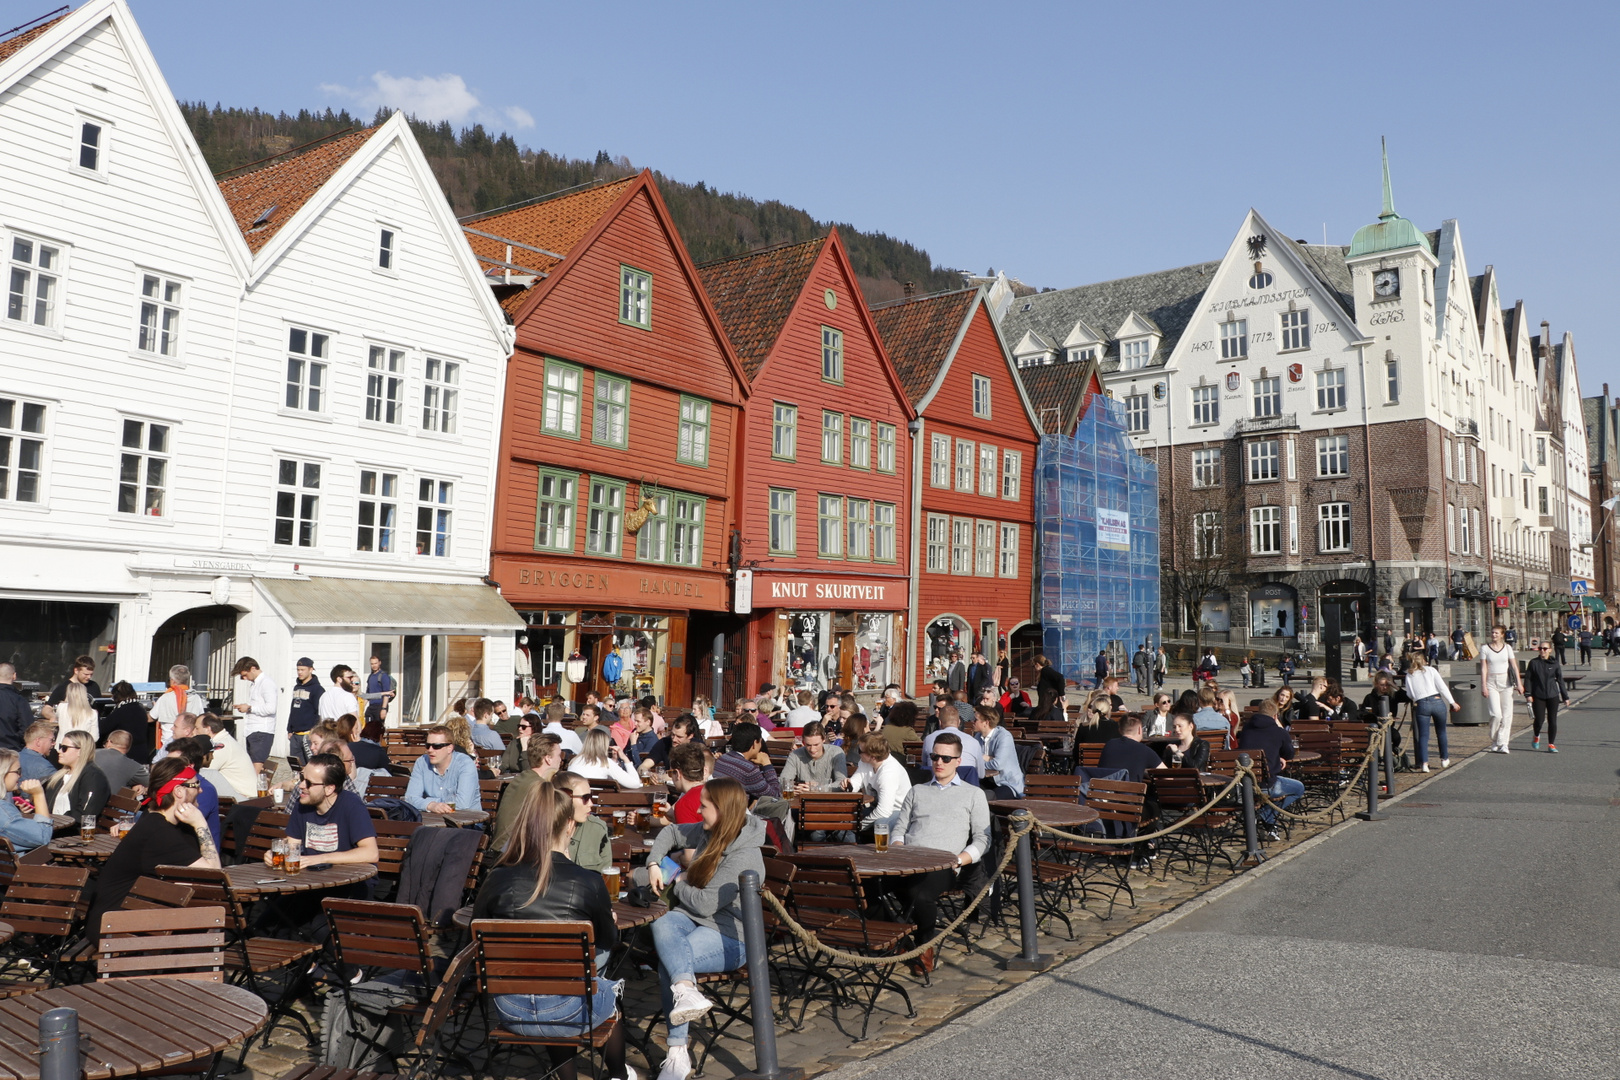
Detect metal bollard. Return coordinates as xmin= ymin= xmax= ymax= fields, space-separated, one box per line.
xmin=1004 ymin=812 xmax=1053 ymax=970
xmin=1238 ymin=754 xmax=1265 ymax=864
xmin=1355 ymin=715 xmax=1388 ymax=822
xmin=735 ymin=871 xmax=803 ymax=1080
xmin=39 ymin=1008 xmax=78 ymax=1080
xmin=1382 ymin=720 xmax=1397 ymax=797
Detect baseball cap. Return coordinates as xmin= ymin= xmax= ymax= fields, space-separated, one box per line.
xmin=296 ymin=657 xmax=314 ymax=667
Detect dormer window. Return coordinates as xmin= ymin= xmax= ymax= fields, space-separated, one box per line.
xmin=1121 ymin=339 xmax=1151 ymax=370
xmin=1069 ymin=347 xmax=1096 ymax=364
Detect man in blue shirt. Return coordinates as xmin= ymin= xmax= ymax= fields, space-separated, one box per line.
xmin=405 ymin=725 xmax=481 ymax=812
xmin=971 ymin=706 xmax=1023 ymax=799
xmin=18 ymin=722 xmax=56 ymax=783
xmin=364 ymin=656 xmax=394 ymax=728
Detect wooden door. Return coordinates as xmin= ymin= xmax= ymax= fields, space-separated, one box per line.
xmin=664 ymin=616 xmax=689 ymax=707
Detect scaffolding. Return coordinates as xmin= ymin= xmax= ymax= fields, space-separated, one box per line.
xmin=1036 ymin=394 xmax=1161 ymax=682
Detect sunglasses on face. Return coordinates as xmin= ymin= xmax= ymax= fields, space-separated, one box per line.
xmin=928 ymin=754 xmax=959 ymax=764
xmin=517 ymin=722 xmax=533 ymax=730
xmin=426 ymin=742 xmax=452 ymax=750
xmin=572 ymin=792 xmax=595 ymax=803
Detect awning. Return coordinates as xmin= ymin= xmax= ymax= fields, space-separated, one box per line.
xmin=1527 ymin=595 xmax=1565 ymax=613
xmin=257 ymin=578 xmax=524 ymax=632
xmin=1584 ymin=596 xmax=1608 ymax=613
xmin=1400 ymin=578 xmax=1440 ymax=600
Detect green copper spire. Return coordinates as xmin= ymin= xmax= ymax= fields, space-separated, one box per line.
xmin=1349 ymin=138 xmax=1431 ymax=258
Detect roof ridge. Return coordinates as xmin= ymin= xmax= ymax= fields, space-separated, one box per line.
xmin=1034 ymin=258 xmax=1222 ymax=298
xmin=213 ymin=125 xmax=371 ymax=180
xmin=0 ymin=7 xmax=67 ymax=63
xmin=460 ymin=175 xmax=635 ymax=224
xmin=695 ymin=232 xmax=826 ymax=269
xmin=868 ymin=284 xmax=977 ymax=310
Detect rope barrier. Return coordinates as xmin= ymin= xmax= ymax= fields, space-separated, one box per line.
xmin=1026 ymin=769 xmax=1249 ymax=845
xmin=1255 ymin=721 xmax=1392 ymax=821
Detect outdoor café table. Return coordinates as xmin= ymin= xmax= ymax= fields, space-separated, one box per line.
xmin=1291 ymin=749 xmax=1322 ymax=764
xmin=0 ymin=977 xmax=266 ymax=1079
xmin=805 ymin=843 xmax=958 ymax=879
xmin=423 ymin=809 xmax=488 ymax=828
xmin=48 ymin=832 xmax=121 ymax=862
xmin=45 ymin=814 xmax=75 ymax=835
xmin=452 ymin=899 xmax=668 ymax=931
xmin=222 ymin=861 xmax=377 ymax=898
xmin=987 ymin=799 xmax=1100 ymax=831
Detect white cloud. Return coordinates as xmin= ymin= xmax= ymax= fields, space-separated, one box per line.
xmin=504 ymin=105 xmax=536 ymax=130
xmin=322 ymin=72 xmax=534 ymax=131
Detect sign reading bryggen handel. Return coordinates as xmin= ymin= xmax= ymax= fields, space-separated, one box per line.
xmin=1097 ymin=508 xmax=1131 ymax=552
xmin=752 ymin=574 xmax=908 ymax=612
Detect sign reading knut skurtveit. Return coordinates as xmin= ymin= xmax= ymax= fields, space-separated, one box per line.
xmin=750 ymin=572 xmax=909 ymax=611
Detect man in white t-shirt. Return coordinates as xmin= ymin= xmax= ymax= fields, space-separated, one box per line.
xmin=785 ymin=690 xmax=821 ymax=731
xmin=318 ymin=665 xmax=361 ymax=723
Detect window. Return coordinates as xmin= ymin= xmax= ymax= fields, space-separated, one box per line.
xmin=1289 ymin=504 xmax=1299 ymax=554
xmin=1001 ymin=450 xmax=1021 ymax=500
xmin=926 ymin=513 xmax=948 ymax=572
xmin=415 ymin=478 xmax=452 ymax=556
xmin=1248 ymin=439 xmax=1279 ymax=481
xmin=1193 ymin=511 xmax=1221 ymax=559
xmin=875 ymin=423 xmax=896 ymax=473
xmin=1251 ymin=505 xmax=1282 ymax=554
xmin=849 ymin=418 xmax=871 ymax=470
xmin=817 ymin=495 xmax=844 ymax=557
xmin=1315 ymin=368 xmax=1346 ymax=411
xmin=0 ymin=398 xmax=44 ymax=503
xmin=677 ymin=396 xmax=710 ymax=465
xmin=999 ymin=523 xmax=1019 ymax=578
xmin=533 ymin=468 xmax=576 ymax=552
xmin=930 ymin=433 xmax=950 ymax=487
xmin=591 ymin=374 xmax=629 ymax=447
xmin=1458 ymin=504 xmax=1472 ymax=553
xmin=636 ymin=489 xmax=706 ymax=567
xmin=274 ymin=459 xmax=320 ymax=546
xmin=821 ymin=412 xmax=843 ymax=464
xmin=1220 ymin=319 xmax=1247 ymax=359
xmin=1385 ymin=358 xmax=1400 ymax=403
xmin=979 ymin=444 xmax=997 ymax=496
xmin=1125 ymin=392 xmax=1149 ymax=432
xmin=284 ymin=328 xmax=328 ymax=413
xmin=1316 ymin=434 xmax=1349 ymax=477
xmin=422 ymin=357 xmax=460 ymax=434
xmin=950 ymin=517 xmax=973 ymax=574
xmin=1191 ymin=385 xmax=1219 ymax=426
xmin=8 ymin=236 xmax=60 ymax=327
xmin=1536 ymin=437 xmax=1547 ymax=466
xmin=1192 ymin=448 xmax=1222 ymax=487
xmin=772 ymin=404 xmax=797 ymax=460
xmin=115 ymin=419 xmax=168 ymax=517
xmin=78 ymin=120 xmax=103 ymax=172
xmin=541 ymin=361 xmax=581 ymax=437
xmin=846 ymin=499 xmax=871 ymax=560
xmin=1319 ymin=502 xmax=1351 ymax=552
xmin=619 ymin=266 xmax=651 ymax=328
xmin=1280 ymin=309 xmax=1310 ymax=351
xmin=356 ymin=470 xmax=398 ymax=552
xmin=972 ymin=375 xmax=992 ymax=418
xmin=1249 ymin=270 xmax=1274 ymax=290
xmin=585 ymin=478 xmax=624 ymax=555
xmin=821 ymin=326 xmax=843 ymax=383
xmin=1069 ymin=347 xmax=1097 ymax=364
xmin=1121 ymin=339 xmax=1151 ymax=370
xmin=136 ymin=274 xmax=181 ymax=357
xmin=1539 ymin=486 xmax=1549 ymax=515
xmin=377 ymin=228 xmax=395 ymax=271
xmin=1251 ymin=376 xmax=1281 ymax=418
xmin=955 ymin=439 xmax=975 ymax=492
xmin=975 ymin=520 xmax=995 ymax=576
xmin=671 ymin=494 xmax=704 ymax=566
xmin=365 ymin=346 xmax=404 ymax=425
xmin=768 ymin=489 xmax=796 ymax=554
xmin=874 ymin=502 xmax=896 ymax=561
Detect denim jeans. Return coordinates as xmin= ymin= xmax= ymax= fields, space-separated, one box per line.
xmin=494 ymin=975 xmax=622 ymax=1037
xmin=1262 ymin=776 xmax=1304 ymax=824
xmin=650 ymin=910 xmax=746 ymax=1046
xmin=1411 ymin=695 xmax=1449 ymax=765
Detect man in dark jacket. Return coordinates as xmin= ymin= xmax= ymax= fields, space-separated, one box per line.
xmin=286 ymin=658 xmax=324 ymax=763
xmin=46 ymin=655 xmax=102 ymax=706
xmin=965 ymin=651 xmax=993 ymax=704
xmin=1237 ymin=704 xmax=1298 ymax=830
xmin=946 ymin=651 xmax=967 ymax=694
xmin=0 ymin=664 xmax=31 ymax=751
xmin=1525 ymin=641 xmax=1569 ymax=752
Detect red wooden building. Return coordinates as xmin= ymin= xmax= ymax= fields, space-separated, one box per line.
xmin=697 ymin=232 xmax=915 ymax=705
xmin=872 ymin=288 xmax=1044 ymax=690
xmin=464 ymin=172 xmax=749 ymax=706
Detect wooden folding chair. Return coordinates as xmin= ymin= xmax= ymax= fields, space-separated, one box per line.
xmin=96 ymin=906 xmax=227 ymax=982
xmin=365 ymin=774 xmax=408 ymax=800
xmin=323 ymin=899 xmax=440 ymax=1071
xmin=1023 ymin=774 xmax=1084 ymax=801
xmin=469 ymin=920 xmax=619 ymax=1080
xmin=1053 ymin=778 xmax=1146 ymax=919
xmin=792 ymin=792 xmax=863 ymax=845
xmin=0 ymin=863 xmax=90 ymax=988
xmin=241 ymin=810 xmax=291 ymax=865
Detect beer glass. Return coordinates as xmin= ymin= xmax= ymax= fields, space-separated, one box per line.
xmin=602 ymin=866 xmax=621 ymax=899
xmin=80 ymin=815 xmax=95 ymax=842
xmin=270 ymin=839 xmax=286 ymax=871
xmin=284 ymin=838 xmax=302 ymax=875
xmin=874 ymin=822 xmax=890 ymax=853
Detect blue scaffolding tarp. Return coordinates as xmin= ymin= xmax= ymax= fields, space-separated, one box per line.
xmin=1036 ymin=394 xmax=1160 ymax=680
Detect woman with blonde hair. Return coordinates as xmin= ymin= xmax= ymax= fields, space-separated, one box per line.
xmin=0 ymin=749 xmax=53 ymax=854
xmin=443 ymin=713 xmax=476 ymax=757
xmin=58 ymin=682 xmax=99 ymax=744
xmin=570 ymin=726 xmax=641 ymax=789
xmin=35 ymin=730 xmax=110 ymax=823
xmin=691 ymin=696 xmax=722 ymax=739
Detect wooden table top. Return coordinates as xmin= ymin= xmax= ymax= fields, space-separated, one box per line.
xmin=222 ymin=862 xmax=377 ymax=897
xmin=48 ymin=833 xmax=121 ymax=860
xmin=804 ymin=843 xmax=959 ymax=877
xmin=988 ymin=799 xmax=1101 ymax=829
xmin=1291 ymin=749 xmax=1322 ymax=764
xmin=0 ymin=978 xmax=266 ymax=1079
xmin=453 ymin=900 xmax=667 ymax=930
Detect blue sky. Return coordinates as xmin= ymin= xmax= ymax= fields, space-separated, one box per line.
xmin=130 ymin=0 xmax=1617 ymax=393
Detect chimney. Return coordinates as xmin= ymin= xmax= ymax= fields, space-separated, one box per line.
xmin=1541 ymin=320 xmax=1551 ymax=356
xmin=903 ymin=282 xmax=915 ymax=297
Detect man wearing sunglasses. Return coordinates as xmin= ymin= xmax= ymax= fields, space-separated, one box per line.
xmin=888 ymin=731 xmax=990 ymax=974
xmin=404 ymin=724 xmax=481 ymax=814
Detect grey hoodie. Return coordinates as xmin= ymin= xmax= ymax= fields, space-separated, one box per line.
xmin=648 ymin=815 xmax=767 ymax=939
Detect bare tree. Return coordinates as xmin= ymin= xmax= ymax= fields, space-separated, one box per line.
xmin=1163 ymin=488 xmax=1248 ymax=658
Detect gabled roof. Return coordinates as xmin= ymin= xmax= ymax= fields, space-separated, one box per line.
xmin=218 ymin=127 xmax=380 ymax=253
xmin=869 ymin=287 xmax=978 ymax=404
xmin=462 ymin=177 xmax=635 ymax=281
xmin=696 ymin=236 xmax=825 ymax=380
xmin=0 ymin=12 xmax=66 ymax=63
xmin=1015 ymin=356 xmax=1100 ymax=435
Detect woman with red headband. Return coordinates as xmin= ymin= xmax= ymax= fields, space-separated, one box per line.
xmin=86 ymin=756 xmax=220 ymax=938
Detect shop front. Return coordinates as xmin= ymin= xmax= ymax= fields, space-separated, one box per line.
xmin=1248 ymin=583 xmax=1298 ymax=641
xmin=743 ymin=571 xmax=909 ymax=708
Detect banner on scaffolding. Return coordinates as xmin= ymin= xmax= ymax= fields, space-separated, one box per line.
xmin=1097 ymin=508 xmax=1130 ymax=551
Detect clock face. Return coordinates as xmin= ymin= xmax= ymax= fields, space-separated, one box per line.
xmin=1374 ymin=269 xmax=1400 ymax=297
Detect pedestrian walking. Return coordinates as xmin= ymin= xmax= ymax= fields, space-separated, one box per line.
xmin=1350 ymin=635 xmax=1365 ymax=680
xmin=1577 ymin=627 xmax=1592 ymax=667
xmin=1131 ymin=643 xmax=1151 ymax=696
xmin=1093 ymin=649 xmax=1109 ymax=689
xmin=1524 ymin=641 xmax=1569 ymax=753
xmin=1478 ymin=625 xmax=1522 ymax=754
xmin=1031 ymin=654 xmax=1065 ymax=724
xmin=1426 ymin=632 xmax=1440 ymax=664
xmin=1450 ymin=626 xmax=1465 ymax=661
xmin=1607 ymin=618 xmax=1619 ymax=656
xmin=1403 ymin=653 xmax=1459 ymax=772
xmin=1552 ymin=628 xmax=1569 ymax=666
xmin=1153 ymin=646 xmax=1168 ymax=688
xmin=1239 ymin=657 xmax=1252 ymax=688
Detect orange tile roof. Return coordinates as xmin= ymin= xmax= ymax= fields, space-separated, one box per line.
xmin=0 ymin=13 xmax=66 ymax=65
xmin=1015 ymin=360 xmax=1098 ymax=434
xmin=870 ymin=288 xmax=978 ymax=405
xmin=462 ymin=178 xmax=636 ymax=281
xmin=695 ymin=236 xmax=825 ymax=380
xmin=217 ymin=128 xmax=379 ymax=253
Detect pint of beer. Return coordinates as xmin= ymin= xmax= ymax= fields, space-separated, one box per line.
xmin=270 ymin=839 xmax=286 ymax=871
xmin=874 ymin=823 xmax=890 ymax=853
xmin=611 ymin=812 xmax=626 ymax=838
xmin=80 ymin=815 xmax=95 ymax=842
xmin=284 ymin=838 xmax=302 ymax=875
xmin=602 ymin=866 xmax=621 ymax=899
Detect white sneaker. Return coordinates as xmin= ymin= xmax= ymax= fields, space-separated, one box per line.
xmin=667 ymin=983 xmax=714 ymax=1026
xmin=1440 ymin=758 xmax=1450 ymax=768
xmin=658 ymin=1044 xmax=692 ymax=1080
xmin=1420 ymin=763 xmax=1430 ymax=773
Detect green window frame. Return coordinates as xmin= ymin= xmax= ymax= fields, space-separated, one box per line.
xmin=585 ymin=476 xmax=624 ymax=556
xmin=817 ymin=494 xmax=844 ymax=558
xmin=768 ymin=488 xmax=796 ymax=555
xmin=849 ymin=417 xmax=871 ymax=470
xmin=846 ymin=498 xmax=871 ymax=560
xmin=639 ymin=487 xmax=706 ymax=567
xmin=821 ymin=411 xmax=843 ymax=465
xmin=821 ymin=326 xmax=844 ymax=384
xmin=619 ymin=265 xmax=651 ymax=329
xmin=677 ymin=396 xmax=710 ymax=466
xmin=874 ymin=502 xmax=896 ymax=562
xmin=533 ymin=468 xmax=576 ymax=553
xmin=591 ymin=373 xmax=630 ymax=448
xmin=771 ymin=403 xmax=797 ymax=460
xmin=875 ymin=422 xmax=896 ymax=473
xmin=541 ymin=359 xmax=582 ymax=438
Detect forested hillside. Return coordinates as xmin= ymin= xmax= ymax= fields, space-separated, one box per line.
xmin=179 ymin=103 xmax=962 ymax=303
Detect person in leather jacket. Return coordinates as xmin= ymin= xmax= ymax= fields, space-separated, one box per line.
xmin=471 ymin=781 xmax=629 ymax=1080
xmin=1523 ymin=641 xmax=1570 ymax=752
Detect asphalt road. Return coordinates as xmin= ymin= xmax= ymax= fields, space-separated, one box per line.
xmin=830 ymin=680 xmax=1620 ymax=1080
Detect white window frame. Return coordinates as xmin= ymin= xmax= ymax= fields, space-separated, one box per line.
xmin=0 ymin=396 xmax=47 ymax=505
xmin=1252 ymin=376 xmax=1281 ymax=419
xmin=422 ymin=357 xmax=460 ymax=435
xmin=930 ymin=433 xmax=950 ymax=487
xmin=1386 ymin=358 xmax=1400 ymax=403
xmin=415 ymin=477 xmax=453 ymax=557
xmin=620 ymin=265 xmax=652 ymax=329
xmin=849 ymin=417 xmax=871 ymax=470
xmin=1192 ymin=448 xmax=1222 ymax=488
xmin=1315 ymin=368 xmax=1346 ymax=411
xmin=1191 ymin=384 xmax=1219 ymax=426
xmin=1444 ymin=437 xmax=1454 ymax=480
xmin=1250 ymin=505 xmax=1282 ymax=555
xmin=818 ymin=494 xmax=844 ymax=558
xmin=356 ymin=468 xmax=400 ymax=553
xmin=772 ymin=403 xmax=797 ymax=460
xmin=284 ymin=327 xmax=330 ymax=415
xmin=978 ymin=444 xmax=997 ymax=496
xmin=1316 ymin=434 xmax=1349 ymax=477
xmin=1247 ymin=439 xmax=1279 ymax=482
xmin=1001 ymin=450 xmax=1021 ymax=501
xmin=1280 ymin=309 xmax=1310 ymax=351
xmin=998 ymin=522 xmax=1019 ymax=578
xmin=75 ymin=114 xmax=110 ymax=177
xmin=875 ymin=422 xmax=896 ymax=473
xmin=1125 ymin=392 xmax=1149 ymax=433
xmin=1220 ymin=319 xmax=1247 ymax=360
xmin=950 ymin=517 xmax=973 ymax=575
xmin=972 ymin=374 xmax=992 ymax=418
xmin=1192 ymin=511 xmax=1221 ymax=559
xmin=955 ymin=439 xmax=975 ymax=492
xmin=821 ymin=326 xmax=843 ymax=383
xmin=274 ymin=457 xmax=321 ymax=547
xmin=376 ymin=225 xmax=398 ymax=273
xmin=6 ymin=232 xmax=65 ymax=332
xmin=1318 ymin=502 xmax=1351 ymax=552
xmin=1288 ymin=503 xmax=1299 ymax=554
xmin=1121 ymin=338 xmax=1151 ymax=370
xmin=846 ymin=498 xmax=871 ymax=561
xmin=925 ymin=512 xmax=948 ymax=572
xmin=365 ymin=345 xmax=406 ymax=426
xmin=134 ymin=271 xmax=184 ymax=360
xmin=974 ymin=519 xmax=995 ymax=576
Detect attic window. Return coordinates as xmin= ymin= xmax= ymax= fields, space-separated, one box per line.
xmin=1248 ymin=270 xmax=1274 ymax=290
xmin=78 ymin=121 xmax=102 ymax=171
xmin=250 ymin=205 xmax=277 ymax=231
xmin=1069 ymin=347 xmax=1096 ymax=365
xmin=1021 ymin=302 xmax=1032 ymax=312
xmin=378 ymin=228 xmax=395 ymax=270
xmin=1121 ymin=339 xmax=1151 ymax=370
